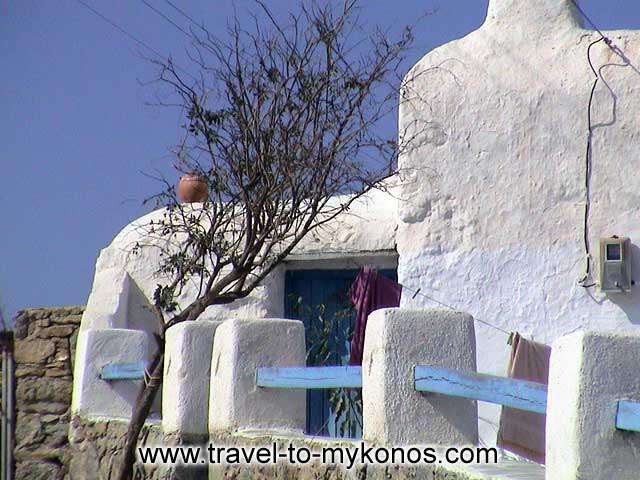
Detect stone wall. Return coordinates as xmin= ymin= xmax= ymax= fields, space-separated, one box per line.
xmin=12 ymin=306 xmax=83 ymax=480
xmin=67 ymin=420 xmax=478 ymax=480
xmin=69 ymin=417 xmax=223 ymax=480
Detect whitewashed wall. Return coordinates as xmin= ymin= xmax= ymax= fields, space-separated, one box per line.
xmin=79 ymin=185 xmax=399 ymax=333
xmin=76 ymin=0 xmax=640 ymax=448
xmin=75 ymin=185 xmax=398 ymax=421
xmin=397 ymin=0 xmax=640 ymax=443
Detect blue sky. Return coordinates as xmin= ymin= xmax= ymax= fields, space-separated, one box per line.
xmin=2 ymin=0 xmax=640 ymax=324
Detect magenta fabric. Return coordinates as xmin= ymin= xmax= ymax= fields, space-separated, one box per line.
xmin=348 ymin=267 xmax=402 ymax=365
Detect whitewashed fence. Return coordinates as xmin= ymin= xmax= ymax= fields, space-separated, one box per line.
xmin=72 ymin=308 xmax=640 ymax=479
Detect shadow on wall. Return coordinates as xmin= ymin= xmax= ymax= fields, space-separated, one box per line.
xmin=127 ymin=278 xmax=162 ymax=336
xmin=119 ymin=277 xmax=163 ymax=415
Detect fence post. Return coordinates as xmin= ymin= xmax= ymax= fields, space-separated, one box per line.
xmin=362 ymin=308 xmax=478 ymax=445
xmin=208 ymin=318 xmax=306 ymax=433
xmin=71 ymin=329 xmax=155 ymax=418
xmin=162 ymin=320 xmax=222 ymax=436
xmin=1 ymin=330 xmax=14 ymax=480
xmin=546 ymin=331 xmax=640 ymax=479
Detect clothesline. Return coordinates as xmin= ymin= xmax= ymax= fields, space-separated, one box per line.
xmin=375 ymin=276 xmax=547 ymax=462
xmin=399 ymin=284 xmax=512 ymax=337
xmin=401 ymin=285 xmax=550 ymax=463
xmin=345 ymin=263 xmax=515 ymax=339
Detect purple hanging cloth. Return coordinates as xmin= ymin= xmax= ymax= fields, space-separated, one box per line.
xmin=348 ymin=267 xmax=402 ymax=365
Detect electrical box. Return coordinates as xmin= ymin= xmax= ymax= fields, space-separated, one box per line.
xmin=599 ymin=236 xmax=632 ymax=293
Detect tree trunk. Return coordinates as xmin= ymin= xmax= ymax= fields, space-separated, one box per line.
xmin=116 ymin=347 xmax=165 ymax=480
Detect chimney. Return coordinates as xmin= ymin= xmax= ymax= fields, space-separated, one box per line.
xmin=485 ymin=0 xmax=582 ymax=31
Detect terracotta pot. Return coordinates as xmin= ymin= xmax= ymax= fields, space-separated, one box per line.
xmin=177 ymin=173 xmax=208 ymax=203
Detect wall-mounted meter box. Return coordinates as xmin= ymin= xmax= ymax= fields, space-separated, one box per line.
xmin=599 ymin=236 xmax=632 ymax=293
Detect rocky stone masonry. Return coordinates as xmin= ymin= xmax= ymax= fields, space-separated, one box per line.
xmin=68 ymin=420 xmax=476 ymax=480
xmin=68 ymin=417 xmax=208 ymax=480
xmin=12 ymin=306 xmax=83 ymax=480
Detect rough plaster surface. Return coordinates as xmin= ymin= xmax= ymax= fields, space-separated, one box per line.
xmin=546 ymin=330 xmax=640 ymax=480
xmin=396 ymin=0 xmax=640 ymax=443
xmin=291 ymin=185 xmax=399 ymax=255
xmin=79 ymin=207 xmax=286 ymax=333
xmin=162 ymin=320 xmax=222 ymax=435
xmin=362 ymin=308 xmax=478 ymax=446
xmin=71 ymin=328 xmax=155 ymax=419
xmin=209 ymin=318 xmax=306 ymax=433
xmin=82 ymin=270 xmax=130 ymax=331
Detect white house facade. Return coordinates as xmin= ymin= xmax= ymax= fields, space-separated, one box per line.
xmin=73 ymin=0 xmax=640 ymax=447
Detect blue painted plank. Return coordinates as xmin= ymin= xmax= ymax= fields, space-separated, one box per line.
xmin=257 ymin=366 xmax=362 ymax=389
xmin=616 ymin=400 xmax=640 ymax=432
xmin=100 ymin=361 xmax=146 ymax=380
xmin=414 ymin=365 xmax=547 ymax=414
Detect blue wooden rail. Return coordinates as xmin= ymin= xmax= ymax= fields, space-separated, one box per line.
xmin=100 ymin=361 xmax=640 ymax=434
xmin=256 ymin=366 xmax=362 ymax=389
xmin=100 ymin=361 xmax=146 ymax=380
xmin=616 ymin=400 xmax=640 ymax=432
xmin=414 ymin=365 xmax=548 ymax=414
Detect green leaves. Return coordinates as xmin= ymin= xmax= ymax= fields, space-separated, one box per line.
xmin=153 ymin=284 xmax=178 ymax=312
xmin=294 ymin=294 xmax=362 ymax=437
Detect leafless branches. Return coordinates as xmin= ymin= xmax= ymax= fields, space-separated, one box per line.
xmin=118 ymin=2 xmax=417 ymax=477
xmin=142 ymin=0 xmax=416 ymax=328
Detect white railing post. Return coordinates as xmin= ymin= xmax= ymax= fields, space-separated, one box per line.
xmin=546 ymin=331 xmax=640 ymax=480
xmin=71 ymin=329 xmax=155 ymax=418
xmin=208 ymin=318 xmax=306 ymax=433
xmin=362 ymin=308 xmax=478 ymax=445
xmin=162 ymin=320 xmax=222 ymax=436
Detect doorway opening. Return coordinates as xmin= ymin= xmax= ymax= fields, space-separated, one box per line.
xmin=284 ymin=267 xmax=397 ymax=438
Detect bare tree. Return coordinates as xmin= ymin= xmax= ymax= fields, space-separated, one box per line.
xmin=117 ymin=1 xmax=418 ymax=478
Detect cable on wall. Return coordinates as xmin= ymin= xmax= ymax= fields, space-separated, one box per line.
xmin=569 ymin=1 xmax=633 ymax=289
xmin=577 ymin=36 xmax=605 ymax=289
xmin=569 ymin=0 xmax=635 ymax=67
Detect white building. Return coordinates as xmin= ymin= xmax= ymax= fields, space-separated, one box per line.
xmin=74 ymin=0 xmax=640 ymax=446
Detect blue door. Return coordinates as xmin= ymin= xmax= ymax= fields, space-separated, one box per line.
xmin=284 ymin=268 xmax=397 ymax=438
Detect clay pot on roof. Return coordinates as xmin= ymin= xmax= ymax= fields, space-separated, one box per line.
xmin=177 ymin=173 xmax=208 ymax=203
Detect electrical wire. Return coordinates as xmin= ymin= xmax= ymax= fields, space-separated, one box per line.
xmin=76 ymin=0 xmax=197 ymax=81
xmin=162 ymin=0 xmax=207 ymax=33
xmin=568 ymin=1 xmax=638 ymax=288
xmin=570 ymin=0 xmax=639 ymax=75
xmin=77 ymin=0 xmax=167 ymax=60
xmin=578 ymin=37 xmax=605 ymax=289
xmin=570 ymin=0 xmax=611 ymax=43
xmin=342 ymin=261 xmax=513 ymax=336
xmin=571 ymin=1 xmax=640 ymax=291
xmin=140 ymin=0 xmax=191 ymax=38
